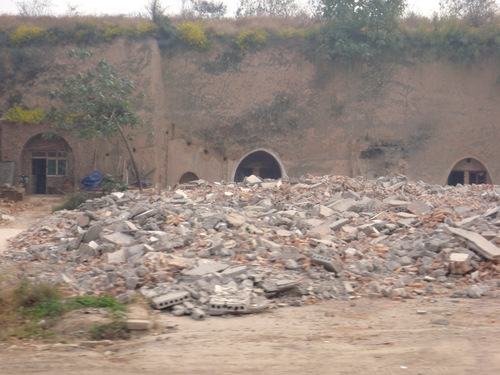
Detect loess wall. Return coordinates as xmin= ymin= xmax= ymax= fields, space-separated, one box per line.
xmin=1 ymin=38 xmax=499 ymax=189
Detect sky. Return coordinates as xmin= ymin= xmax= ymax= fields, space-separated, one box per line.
xmin=1 ymin=0 xmax=441 ymax=18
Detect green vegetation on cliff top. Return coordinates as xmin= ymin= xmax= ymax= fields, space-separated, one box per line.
xmin=1 ymin=9 xmax=500 ymax=64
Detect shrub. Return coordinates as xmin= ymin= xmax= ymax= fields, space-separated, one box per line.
xmin=135 ymin=22 xmax=159 ymax=37
xmin=276 ymin=28 xmax=309 ymax=40
xmin=177 ymin=22 xmax=209 ymax=49
xmin=101 ymin=174 xmax=128 ymax=193
xmin=104 ymin=26 xmax=125 ymax=41
xmin=90 ymin=318 xmax=130 ymax=340
xmin=52 ymin=193 xmax=87 ymax=212
xmin=67 ymin=295 xmax=126 ymax=312
xmin=236 ymin=29 xmax=268 ymax=51
xmin=74 ymin=23 xmax=103 ymax=44
xmin=4 ymin=106 xmax=46 ymax=124
xmin=9 ymin=26 xmax=45 ymax=46
xmin=13 ymin=279 xmax=63 ymax=310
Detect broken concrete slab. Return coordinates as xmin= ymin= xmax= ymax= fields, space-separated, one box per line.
xmin=184 ymin=260 xmax=229 ymax=278
xmin=101 ymin=232 xmax=135 ymax=246
xmin=445 ymin=226 xmax=500 ymax=260
xmin=82 ymin=224 xmax=102 ymax=243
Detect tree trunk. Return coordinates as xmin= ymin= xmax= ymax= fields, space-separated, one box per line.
xmin=116 ymin=123 xmax=142 ymax=192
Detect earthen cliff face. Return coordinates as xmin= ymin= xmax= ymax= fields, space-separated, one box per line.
xmin=1 ymin=39 xmax=499 ymax=188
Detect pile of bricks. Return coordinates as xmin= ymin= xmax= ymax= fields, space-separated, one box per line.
xmin=2 ymin=173 xmax=500 ymax=320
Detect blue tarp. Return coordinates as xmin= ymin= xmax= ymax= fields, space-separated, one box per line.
xmin=81 ymin=170 xmax=103 ymax=189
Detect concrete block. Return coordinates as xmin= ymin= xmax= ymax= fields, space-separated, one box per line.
xmin=318 ymin=205 xmax=334 ymax=218
xmin=126 ymin=319 xmax=153 ymax=330
xmin=245 ymin=175 xmax=262 ymax=185
xmin=207 ymin=296 xmax=249 ymax=315
xmin=330 ymin=218 xmax=350 ymax=231
xmin=225 ymin=213 xmax=246 ymax=227
xmin=102 ymin=249 xmax=126 ymax=265
xmin=152 ymin=291 xmax=190 ymax=310
xmin=449 ymin=253 xmax=472 ymax=275
xmin=191 ymin=308 xmax=206 ymax=321
xmin=76 ymin=215 xmax=90 ymax=227
xmin=311 ymin=253 xmax=343 ymax=274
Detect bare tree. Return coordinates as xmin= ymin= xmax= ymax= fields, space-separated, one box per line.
xmin=145 ymin=0 xmax=168 ymax=23
xmin=16 ymin=0 xmax=53 ymax=16
xmin=190 ymin=0 xmax=227 ymax=18
xmin=440 ymin=0 xmax=499 ymax=26
xmin=236 ymin=0 xmax=300 ymax=17
xmin=65 ymin=2 xmax=80 ymax=16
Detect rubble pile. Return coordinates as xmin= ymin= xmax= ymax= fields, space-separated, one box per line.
xmin=2 ymin=174 xmax=500 ymax=319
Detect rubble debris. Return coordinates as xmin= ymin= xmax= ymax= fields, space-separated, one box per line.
xmin=1 ymin=174 xmax=500 ymax=319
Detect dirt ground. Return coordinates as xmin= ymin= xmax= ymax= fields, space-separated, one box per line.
xmin=1 ymin=195 xmax=500 ymax=375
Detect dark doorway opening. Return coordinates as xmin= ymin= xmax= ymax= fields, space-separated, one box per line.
xmin=179 ymin=172 xmax=199 ymax=184
xmin=234 ymin=151 xmax=282 ymax=182
xmin=22 ymin=133 xmax=73 ymax=194
xmin=447 ymin=158 xmax=491 ymax=186
xmin=32 ymin=158 xmax=46 ymax=194
xmin=447 ymin=171 xmax=464 ymax=186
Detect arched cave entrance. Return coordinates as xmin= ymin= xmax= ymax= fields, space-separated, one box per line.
xmin=179 ymin=172 xmax=199 ymax=184
xmin=447 ymin=157 xmax=492 ymax=186
xmin=21 ymin=133 xmax=74 ymax=194
xmin=234 ymin=150 xmax=284 ymax=182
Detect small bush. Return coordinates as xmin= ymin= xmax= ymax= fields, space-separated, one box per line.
xmin=0 ymin=280 xmax=129 ymax=340
xmin=101 ymin=174 xmax=128 ymax=193
xmin=13 ymin=280 xmax=63 ymax=310
xmin=52 ymin=193 xmax=86 ymax=212
xmin=236 ymin=29 xmax=268 ymax=51
xmin=9 ymin=26 xmax=45 ymax=46
xmin=276 ymin=28 xmax=309 ymax=40
xmin=135 ymin=22 xmax=158 ymax=37
xmin=177 ymin=22 xmax=209 ymax=49
xmin=90 ymin=315 xmax=130 ymax=340
xmin=74 ymin=23 xmax=103 ymax=44
xmin=66 ymin=295 xmax=126 ymax=312
xmin=4 ymin=106 xmax=46 ymax=124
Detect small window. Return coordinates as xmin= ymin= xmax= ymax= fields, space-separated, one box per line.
xmin=47 ymin=159 xmax=57 ymax=175
xmin=58 ymin=160 xmax=66 ymax=175
xmin=46 ymin=152 xmax=67 ymax=176
xmin=32 ymin=152 xmax=45 ymax=158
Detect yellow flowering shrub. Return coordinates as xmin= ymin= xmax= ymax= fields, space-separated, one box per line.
xmin=236 ymin=30 xmax=268 ymax=51
xmin=9 ymin=26 xmax=45 ymax=46
xmin=135 ymin=23 xmax=158 ymax=37
xmin=4 ymin=106 xmax=46 ymax=124
xmin=177 ymin=22 xmax=208 ymax=49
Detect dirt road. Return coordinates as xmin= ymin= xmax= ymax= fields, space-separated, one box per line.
xmin=1 ymin=195 xmax=500 ymax=375
xmin=1 ymin=297 xmax=499 ymax=375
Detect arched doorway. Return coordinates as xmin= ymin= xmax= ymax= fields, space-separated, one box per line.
xmin=179 ymin=172 xmax=199 ymax=184
xmin=21 ymin=133 xmax=73 ymax=194
xmin=234 ymin=150 xmax=285 ymax=182
xmin=447 ymin=157 xmax=492 ymax=186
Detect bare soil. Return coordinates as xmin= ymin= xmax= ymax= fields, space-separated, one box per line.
xmin=1 ymin=195 xmax=500 ymax=375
